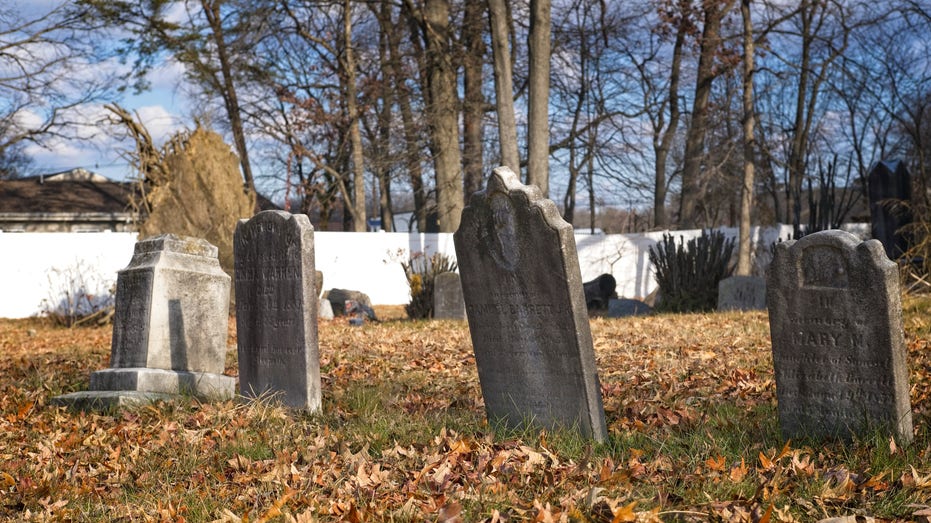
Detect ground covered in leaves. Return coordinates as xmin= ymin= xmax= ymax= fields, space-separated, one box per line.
xmin=3 ymin=300 xmax=931 ymax=521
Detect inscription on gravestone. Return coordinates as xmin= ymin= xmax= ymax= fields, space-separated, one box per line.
xmin=433 ymin=271 xmax=466 ymax=320
xmin=454 ymin=166 xmax=608 ymax=441
xmin=235 ymin=211 xmax=320 ymax=411
xmin=767 ymin=230 xmax=912 ymax=442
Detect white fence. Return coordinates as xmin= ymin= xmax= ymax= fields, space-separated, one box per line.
xmin=1 ymin=225 xmax=852 ymax=318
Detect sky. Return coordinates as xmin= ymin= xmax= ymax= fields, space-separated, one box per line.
xmin=9 ymin=0 xmax=192 ymax=181
xmin=23 ymin=61 xmax=191 ymax=182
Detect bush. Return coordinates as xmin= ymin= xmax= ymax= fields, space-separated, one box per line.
xmin=41 ymin=260 xmax=116 ymax=327
xmin=401 ymin=252 xmax=457 ymax=319
xmin=648 ymin=231 xmax=735 ymax=313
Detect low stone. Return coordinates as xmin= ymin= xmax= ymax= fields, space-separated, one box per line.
xmin=318 ymin=298 xmax=334 ymax=320
xmin=717 ymin=275 xmax=766 ymax=311
xmin=327 ymin=288 xmax=374 ymax=318
xmin=433 ymin=272 xmax=466 ymax=320
xmin=606 ymin=298 xmax=653 ymax=318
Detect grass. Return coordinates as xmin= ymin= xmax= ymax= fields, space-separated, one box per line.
xmin=2 ymin=301 xmax=931 ymax=520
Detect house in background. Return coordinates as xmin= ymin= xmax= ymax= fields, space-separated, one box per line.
xmin=0 ymin=169 xmax=135 ymax=232
xmin=0 ymin=168 xmax=281 ymax=233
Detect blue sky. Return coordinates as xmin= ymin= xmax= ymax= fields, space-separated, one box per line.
xmin=10 ymin=0 xmax=192 ymax=181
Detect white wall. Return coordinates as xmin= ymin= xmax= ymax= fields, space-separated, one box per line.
xmin=0 ymin=225 xmax=859 ymax=318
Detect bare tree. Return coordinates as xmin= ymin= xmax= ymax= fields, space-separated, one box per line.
xmin=488 ymin=0 xmax=520 ymax=174
xmin=82 ymin=0 xmax=269 ymax=194
xmin=526 ymin=0 xmax=552 ymax=197
xmin=405 ymin=0 xmax=463 ymax=232
xmin=1 ymin=2 xmax=115 ymax=164
xmin=678 ymin=0 xmax=737 ymax=229
xmin=736 ymin=0 xmax=756 ymax=275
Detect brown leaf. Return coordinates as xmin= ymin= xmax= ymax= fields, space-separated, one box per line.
xmin=437 ymin=500 xmax=463 ymax=523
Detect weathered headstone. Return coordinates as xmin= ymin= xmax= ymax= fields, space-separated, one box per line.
xmin=234 ymin=211 xmax=320 ymax=411
xmin=768 ymin=230 xmax=912 ymax=442
xmin=454 ymin=166 xmax=608 ymax=441
xmin=868 ymin=160 xmax=912 ymax=260
xmin=717 ymin=275 xmax=766 ymax=311
xmin=606 ymin=298 xmax=652 ymax=318
xmin=52 ymin=234 xmax=234 ymax=410
xmin=433 ymin=272 xmax=466 ymax=320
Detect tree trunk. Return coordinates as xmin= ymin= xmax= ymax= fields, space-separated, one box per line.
xmin=736 ymin=0 xmax=755 ymax=276
xmin=343 ymin=0 xmax=367 ymax=231
xmin=461 ymin=0 xmax=485 ymax=200
xmin=653 ymin=20 xmax=686 ymax=228
xmin=678 ymin=0 xmax=735 ymax=228
xmin=376 ymin=2 xmax=394 ymax=231
xmin=526 ymin=0 xmax=551 ymax=196
xmin=387 ymin=5 xmax=427 ymax=232
xmin=488 ymin=0 xmax=520 ymax=174
xmin=201 ymin=0 xmax=255 ymax=195
xmin=422 ymin=0 xmax=463 ymax=232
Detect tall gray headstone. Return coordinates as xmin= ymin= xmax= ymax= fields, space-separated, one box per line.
xmin=234 ymin=211 xmax=320 ymax=411
xmin=433 ymin=271 xmax=466 ymax=320
xmin=768 ymin=230 xmax=912 ymax=442
xmin=454 ymin=166 xmax=607 ymax=441
xmin=717 ymin=275 xmax=766 ymax=311
xmin=52 ymin=235 xmax=234 ymax=410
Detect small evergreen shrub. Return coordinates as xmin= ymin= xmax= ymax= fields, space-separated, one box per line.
xmin=401 ymin=252 xmax=458 ymax=319
xmin=648 ymin=230 xmax=735 ymax=313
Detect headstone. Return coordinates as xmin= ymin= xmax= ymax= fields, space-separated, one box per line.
xmin=454 ymin=166 xmax=608 ymax=441
xmin=717 ymin=275 xmax=766 ymax=311
xmin=433 ymin=272 xmax=466 ymax=320
xmin=767 ymin=230 xmax=912 ymax=442
xmin=583 ymin=274 xmax=617 ymax=310
xmin=318 ymin=297 xmax=334 ymax=320
xmin=234 ymin=211 xmax=320 ymax=411
xmin=606 ymin=298 xmax=652 ymax=318
xmin=52 ymin=234 xmax=234 ymax=410
xmin=868 ymin=160 xmax=912 ymax=260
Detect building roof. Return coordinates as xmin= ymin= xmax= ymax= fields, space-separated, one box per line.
xmin=0 ymin=172 xmax=134 ymax=214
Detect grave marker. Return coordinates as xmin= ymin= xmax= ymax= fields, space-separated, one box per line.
xmin=768 ymin=230 xmax=912 ymax=442
xmin=433 ymin=272 xmax=466 ymax=320
xmin=717 ymin=275 xmax=766 ymax=311
xmin=234 ymin=211 xmax=320 ymax=411
xmin=52 ymin=234 xmax=234 ymax=409
xmin=454 ymin=166 xmax=607 ymax=441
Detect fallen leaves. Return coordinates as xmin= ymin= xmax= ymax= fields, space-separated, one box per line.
xmin=1 ymin=303 xmax=931 ymax=520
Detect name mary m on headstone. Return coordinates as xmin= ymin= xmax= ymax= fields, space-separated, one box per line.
xmin=767 ymin=230 xmax=912 ymax=442
xmin=454 ymin=166 xmax=607 ymax=441
xmin=235 ymin=211 xmax=320 ymax=411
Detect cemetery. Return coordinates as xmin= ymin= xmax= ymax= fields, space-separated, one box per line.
xmin=2 ymin=175 xmax=931 ymax=522
xmin=4 ymin=1 xmax=931 ymax=519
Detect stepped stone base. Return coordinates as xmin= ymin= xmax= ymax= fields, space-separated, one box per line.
xmin=51 ymin=368 xmax=235 ymax=411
